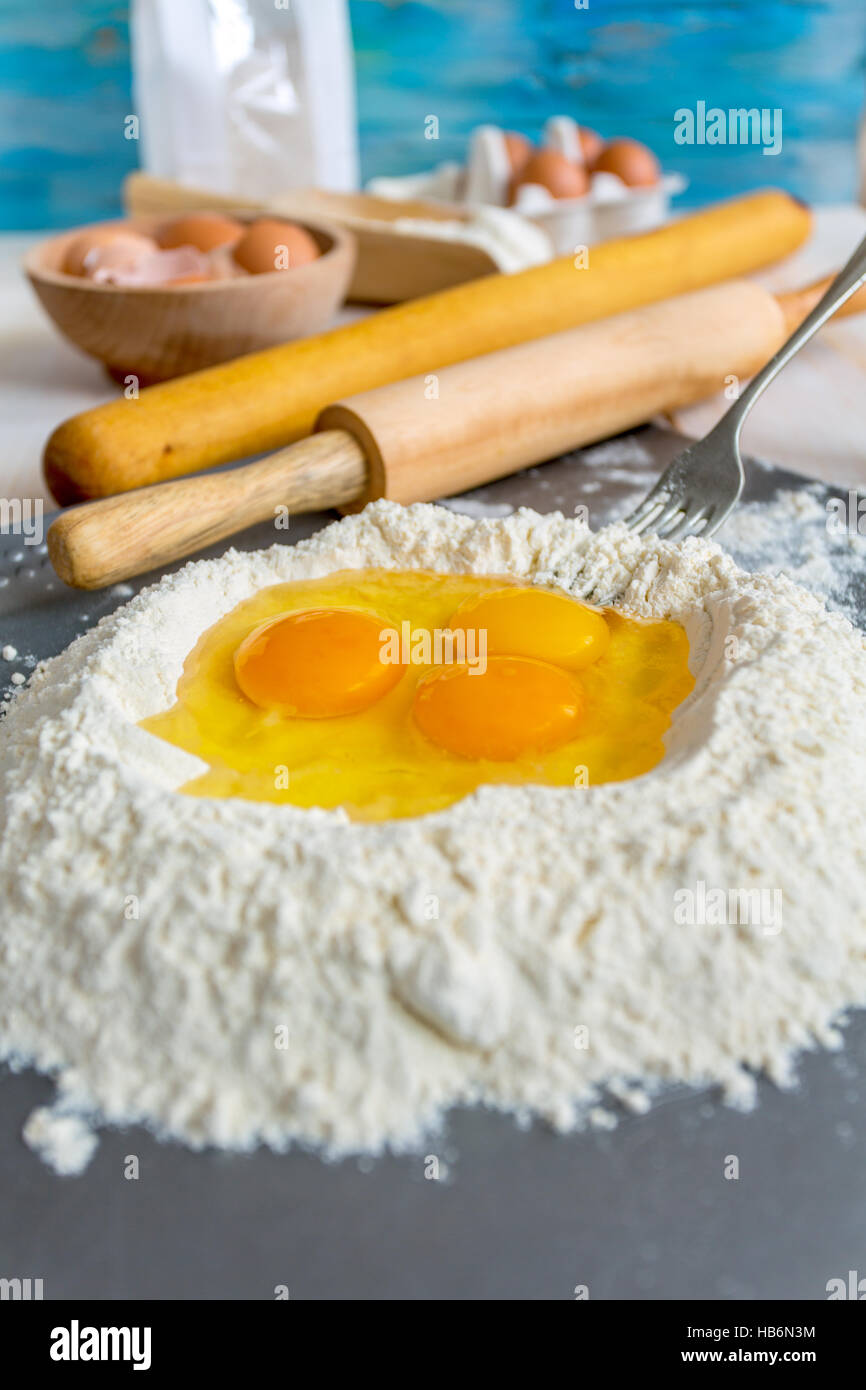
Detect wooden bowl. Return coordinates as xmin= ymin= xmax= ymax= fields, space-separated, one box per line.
xmin=23 ymin=214 xmax=356 ymax=383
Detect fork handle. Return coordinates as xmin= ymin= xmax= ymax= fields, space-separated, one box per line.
xmin=723 ymin=231 xmax=866 ymax=442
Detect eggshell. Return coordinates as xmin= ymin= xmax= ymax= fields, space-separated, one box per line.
xmin=89 ymin=245 xmax=213 ymax=287
xmin=509 ymin=148 xmax=589 ymax=203
xmin=62 ymin=227 xmax=157 ymax=278
xmin=592 ymin=138 xmax=661 ymax=187
xmin=156 ymin=213 xmax=244 ymax=253
xmin=231 ymin=219 xmax=320 ymax=274
xmin=502 ymin=131 xmax=532 ymax=174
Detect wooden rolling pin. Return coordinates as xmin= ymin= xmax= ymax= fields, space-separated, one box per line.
xmin=49 ymin=280 xmax=788 ymax=588
xmin=44 ymin=190 xmax=810 ymax=505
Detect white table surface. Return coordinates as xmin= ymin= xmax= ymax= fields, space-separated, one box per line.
xmin=3 ymin=204 xmax=866 ymax=509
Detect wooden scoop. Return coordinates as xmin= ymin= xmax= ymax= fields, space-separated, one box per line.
xmin=48 ymin=280 xmax=788 ymax=588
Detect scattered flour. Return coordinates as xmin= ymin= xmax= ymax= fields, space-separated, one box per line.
xmin=1 ymin=500 xmax=865 ymax=1174
xmin=579 ymin=437 xmax=655 ymax=469
xmin=22 ymin=1108 xmax=98 ymax=1176
xmin=567 ymin=437 xmax=661 ymax=493
xmin=438 ymin=497 xmax=515 ymax=519
xmin=717 ymin=486 xmax=866 ymax=626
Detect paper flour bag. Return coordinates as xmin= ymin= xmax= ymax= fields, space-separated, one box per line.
xmin=131 ymin=0 xmax=359 ymax=195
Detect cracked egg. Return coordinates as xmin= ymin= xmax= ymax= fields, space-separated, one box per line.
xmin=141 ymin=569 xmax=694 ymax=820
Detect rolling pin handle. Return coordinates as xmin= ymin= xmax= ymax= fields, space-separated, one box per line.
xmin=47 ymin=430 xmax=368 ymax=590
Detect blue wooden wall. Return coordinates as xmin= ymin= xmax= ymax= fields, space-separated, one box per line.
xmin=1 ymin=0 xmax=864 ymax=229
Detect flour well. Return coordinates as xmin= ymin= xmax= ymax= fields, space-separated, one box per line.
xmin=1 ymin=500 xmax=865 ymax=1173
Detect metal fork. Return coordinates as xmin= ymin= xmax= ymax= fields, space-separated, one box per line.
xmin=625 ymin=230 xmax=866 ymax=542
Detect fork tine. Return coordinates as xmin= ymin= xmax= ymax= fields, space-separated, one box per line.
xmin=649 ymin=499 xmax=688 ymax=536
xmin=702 ymin=499 xmax=738 ymax=539
xmin=622 ymin=476 xmax=675 ymax=524
xmin=627 ymin=491 xmax=675 ymax=534
xmin=622 ymin=429 xmax=739 ymax=540
xmin=659 ymin=507 xmax=707 ymax=542
xmin=630 ymin=508 xmax=666 ymax=536
xmin=623 ymin=494 xmax=664 ymax=530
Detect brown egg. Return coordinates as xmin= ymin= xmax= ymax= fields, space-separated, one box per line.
xmin=61 ymin=226 xmax=157 ymax=278
xmin=592 ymin=138 xmax=661 ymax=187
xmin=156 ymin=213 xmax=244 ymax=253
xmin=577 ymin=126 xmax=604 ymax=164
xmin=509 ymin=147 xmax=589 ymax=203
xmin=232 ymin=219 xmax=320 ymax=274
xmin=502 ymin=131 xmax=532 ymax=174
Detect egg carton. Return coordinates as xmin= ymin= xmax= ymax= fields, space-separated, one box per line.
xmin=368 ymin=117 xmax=686 ymax=257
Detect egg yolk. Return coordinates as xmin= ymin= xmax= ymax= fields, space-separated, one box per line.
xmin=413 ymin=657 xmax=583 ymax=760
xmin=447 ymin=586 xmax=610 ymax=670
xmin=234 ymin=607 xmax=404 ymax=717
xmin=141 ymin=569 xmax=694 ymax=821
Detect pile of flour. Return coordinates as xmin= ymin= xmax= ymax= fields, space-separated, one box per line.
xmin=1 ymin=499 xmax=866 ymax=1174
